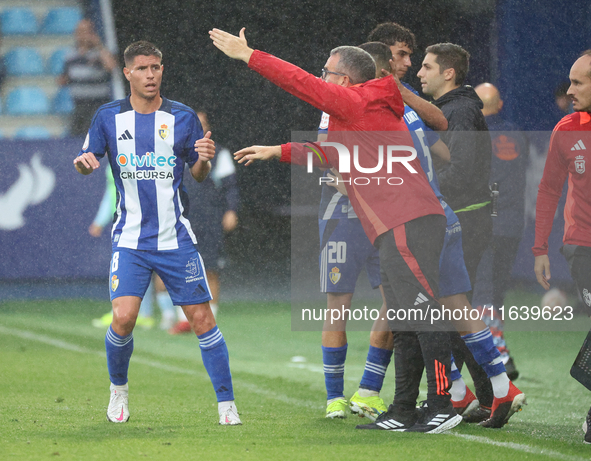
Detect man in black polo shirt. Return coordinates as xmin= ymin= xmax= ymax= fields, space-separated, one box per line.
xmin=418 ymin=43 xmax=495 ymax=422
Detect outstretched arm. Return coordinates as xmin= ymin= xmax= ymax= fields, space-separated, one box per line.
xmin=209 ymin=28 xmax=254 ymax=63
xmin=398 ymin=84 xmax=448 ymax=131
xmin=234 ymin=145 xmax=281 ymax=166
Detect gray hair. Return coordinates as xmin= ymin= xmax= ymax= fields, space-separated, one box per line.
xmin=330 ymin=46 xmax=376 ymax=84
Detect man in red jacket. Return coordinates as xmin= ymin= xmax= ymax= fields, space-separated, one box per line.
xmin=534 ymin=51 xmax=591 ymax=444
xmin=210 ymin=28 xmax=462 ymax=433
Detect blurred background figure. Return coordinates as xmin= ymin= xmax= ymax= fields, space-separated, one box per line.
xmin=554 ymin=81 xmax=574 ymax=115
xmin=169 ymin=110 xmax=240 ymax=333
xmin=0 ymin=31 xmax=7 ymax=91
xmin=58 ymin=19 xmax=116 ymax=136
xmin=472 ymin=83 xmax=529 ymax=380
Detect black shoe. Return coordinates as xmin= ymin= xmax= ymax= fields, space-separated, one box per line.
xmin=584 ymin=406 xmax=591 ymax=444
xmin=356 ymin=404 xmax=418 ymax=431
xmin=462 ymin=405 xmax=491 ymax=423
xmin=405 ymin=401 xmax=462 ymax=434
xmin=505 ymin=357 xmax=519 ymax=381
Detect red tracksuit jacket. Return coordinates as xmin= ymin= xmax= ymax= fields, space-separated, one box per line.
xmin=248 ymin=50 xmax=443 ymax=244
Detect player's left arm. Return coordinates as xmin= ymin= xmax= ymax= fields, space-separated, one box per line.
xmin=398 ymin=84 xmax=448 ymax=131
xmin=430 ymin=139 xmax=451 ymax=164
xmin=191 ymin=131 xmax=215 ymax=182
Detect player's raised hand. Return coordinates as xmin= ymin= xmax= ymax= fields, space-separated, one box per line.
xmin=234 ymin=145 xmax=281 ymax=166
xmin=209 ymin=28 xmax=254 ymax=63
xmin=194 ymin=131 xmax=216 ymax=162
xmin=534 ymin=255 xmax=551 ymax=290
xmin=73 ymin=152 xmax=99 ymax=175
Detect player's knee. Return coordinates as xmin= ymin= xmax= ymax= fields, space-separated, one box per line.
xmin=112 ymin=310 xmax=137 ymax=334
xmin=187 ymin=305 xmax=215 ymax=330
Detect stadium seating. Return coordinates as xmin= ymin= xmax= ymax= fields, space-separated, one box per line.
xmin=14 ymin=126 xmax=52 ymax=140
xmin=47 ymin=47 xmax=73 ymax=76
xmin=5 ymin=48 xmax=45 ymax=76
xmin=0 ymin=8 xmax=38 ymax=35
xmin=41 ymin=7 xmax=82 ymax=35
xmin=52 ymin=87 xmax=74 ymax=114
xmin=6 ymin=87 xmax=50 ymax=116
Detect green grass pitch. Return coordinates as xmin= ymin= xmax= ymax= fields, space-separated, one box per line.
xmin=1 ymin=292 xmax=591 ymax=460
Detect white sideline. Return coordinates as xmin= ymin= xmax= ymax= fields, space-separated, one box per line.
xmin=451 ymin=433 xmax=588 ymax=461
xmin=2 ymin=324 xmax=588 ymax=458
xmin=0 ymin=324 xmax=323 ymax=410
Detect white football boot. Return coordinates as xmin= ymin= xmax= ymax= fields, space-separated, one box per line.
xmin=107 ymin=383 xmax=130 ymax=423
xmin=218 ymin=401 xmax=242 ymax=425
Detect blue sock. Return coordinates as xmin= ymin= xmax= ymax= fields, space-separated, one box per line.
xmin=198 ymin=326 xmax=234 ymax=402
xmin=462 ymin=328 xmax=506 ymax=378
xmin=359 ymin=346 xmax=392 ymax=392
xmin=105 ymin=326 xmax=133 ymax=385
xmin=450 ymin=354 xmax=462 ymax=381
xmin=322 ymin=344 xmax=347 ymax=400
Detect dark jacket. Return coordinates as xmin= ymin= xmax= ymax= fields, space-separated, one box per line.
xmin=485 ymin=114 xmax=529 ymax=238
xmin=434 ymin=86 xmax=492 ymax=211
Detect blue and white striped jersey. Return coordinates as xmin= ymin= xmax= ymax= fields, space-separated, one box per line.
xmin=402 ymin=104 xmax=442 ymax=199
xmin=80 ymin=96 xmax=202 ymax=251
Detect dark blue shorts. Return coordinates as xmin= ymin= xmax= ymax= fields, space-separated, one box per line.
xmin=318 ymin=218 xmax=381 ymax=293
xmin=439 ymin=200 xmax=472 ymax=297
xmin=109 ymin=246 xmax=212 ymax=305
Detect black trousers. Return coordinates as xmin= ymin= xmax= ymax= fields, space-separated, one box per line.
xmin=452 ymin=205 xmax=494 ymax=407
xmin=456 ymin=205 xmax=493 ymax=297
xmin=562 ymin=244 xmax=591 ymax=315
xmin=375 ymin=214 xmax=453 ymax=410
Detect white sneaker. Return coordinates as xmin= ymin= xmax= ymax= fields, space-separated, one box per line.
xmin=219 ymin=401 xmax=242 ymax=425
xmin=107 ymin=383 xmax=129 ymax=423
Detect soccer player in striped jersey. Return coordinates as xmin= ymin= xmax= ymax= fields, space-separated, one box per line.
xmin=73 ymin=41 xmax=240 ymax=426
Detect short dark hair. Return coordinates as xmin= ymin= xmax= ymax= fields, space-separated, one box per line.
xmin=330 ymin=46 xmax=376 ymax=85
xmin=358 ymin=42 xmax=392 ymax=77
xmin=367 ymin=22 xmax=416 ymax=52
xmin=124 ymin=40 xmax=162 ymax=67
xmin=425 ymin=43 xmax=470 ymax=85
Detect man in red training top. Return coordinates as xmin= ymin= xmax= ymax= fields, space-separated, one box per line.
xmin=209 ymin=27 xmax=462 ymax=433
xmin=533 ymin=51 xmax=591 ymax=444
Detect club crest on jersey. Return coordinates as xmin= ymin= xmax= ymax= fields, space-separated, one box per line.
xmin=159 ymin=124 xmax=170 ymax=140
xmin=111 ymin=275 xmax=119 ymax=292
xmin=186 ymin=258 xmax=200 ymax=276
xmin=185 ymin=258 xmax=204 ymax=283
xmin=329 ymin=267 xmax=341 ymax=284
xmin=575 ymin=155 xmax=586 ymax=174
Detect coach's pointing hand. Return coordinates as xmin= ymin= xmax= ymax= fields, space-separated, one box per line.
xmin=234 ymin=145 xmax=281 ymax=166
xmin=209 ymin=28 xmax=254 ymax=63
